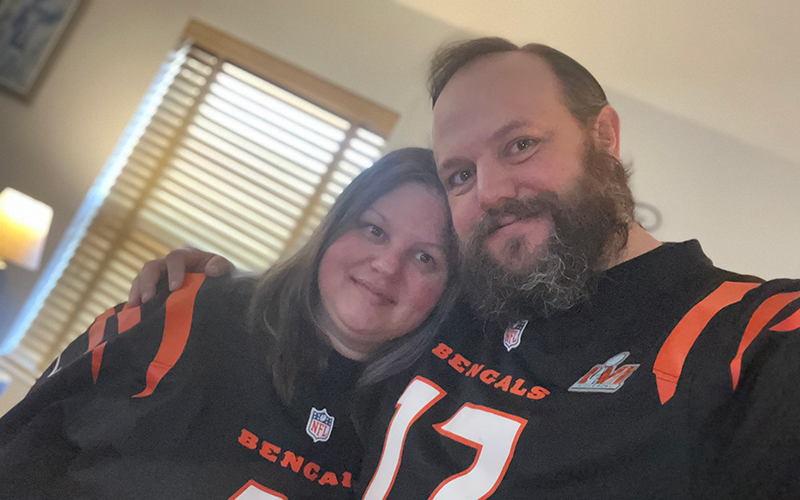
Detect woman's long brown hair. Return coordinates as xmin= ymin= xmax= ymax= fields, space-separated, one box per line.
xmin=248 ymin=147 xmax=460 ymax=405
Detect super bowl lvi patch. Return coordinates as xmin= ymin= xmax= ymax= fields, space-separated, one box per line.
xmin=568 ymin=352 xmax=639 ymax=393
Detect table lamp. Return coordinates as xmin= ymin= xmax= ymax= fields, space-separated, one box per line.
xmin=0 ymin=188 xmax=54 ymax=271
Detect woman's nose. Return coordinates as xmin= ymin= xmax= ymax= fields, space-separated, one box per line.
xmin=371 ymin=248 xmax=403 ymax=278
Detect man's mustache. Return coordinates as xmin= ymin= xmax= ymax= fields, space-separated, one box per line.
xmin=470 ymin=194 xmax=558 ymax=242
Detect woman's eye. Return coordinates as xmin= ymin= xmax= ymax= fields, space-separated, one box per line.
xmin=510 ymin=138 xmax=538 ymax=154
xmin=368 ymin=225 xmax=384 ymax=238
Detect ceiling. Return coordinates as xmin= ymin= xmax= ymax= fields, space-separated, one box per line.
xmin=396 ymin=0 xmax=800 ymax=164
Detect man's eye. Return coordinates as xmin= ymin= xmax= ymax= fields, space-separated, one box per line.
xmin=449 ymin=169 xmax=474 ymax=188
xmin=416 ymin=252 xmax=433 ymax=264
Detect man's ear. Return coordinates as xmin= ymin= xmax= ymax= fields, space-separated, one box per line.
xmin=592 ymin=105 xmax=621 ymax=157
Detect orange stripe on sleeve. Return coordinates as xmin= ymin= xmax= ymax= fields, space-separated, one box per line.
xmin=653 ymin=281 xmax=759 ymax=404
xmin=730 ymin=291 xmax=800 ymax=390
xmin=117 ymin=306 xmax=141 ymax=334
xmin=86 ymin=307 xmax=117 ymax=382
xmin=132 ymin=274 xmax=206 ymax=398
xmin=770 ymin=307 xmax=800 ymax=332
xmin=87 ymin=307 xmax=117 ymax=352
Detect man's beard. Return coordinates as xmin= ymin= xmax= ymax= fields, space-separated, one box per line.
xmin=459 ymin=141 xmax=635 ymax=323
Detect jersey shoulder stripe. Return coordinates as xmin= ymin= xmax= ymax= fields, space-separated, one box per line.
xmin=117 ymin=305 xmax=141 ymax=334
xmin=87 ymin=307 xmax=116 ymax=353
xmin=37 ymin=274 xmax=209 ymax=395
xmin=730 ymin=290 xmax=800 ymax=389
xmin=771 ymin=307 xmax=800 ymax=332
xmin=88 ymin=305 xmax=144 ymax=382
xmin=653 ymin=281 xmax=760 ymax=404
xmin=133 ymin=273 xmax=206 ymax=398
xmin=86 ymin=307 xmax=118 ymax=383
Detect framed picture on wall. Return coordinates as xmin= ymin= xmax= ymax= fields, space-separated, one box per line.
xmin=0 ymin=0 xmax=81 ymax=96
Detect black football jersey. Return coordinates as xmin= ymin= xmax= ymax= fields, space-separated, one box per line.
xmin=357 ymin=241 xmax=800 ymax=499
xmin=0 ymin=274 xmax=363 ymax=500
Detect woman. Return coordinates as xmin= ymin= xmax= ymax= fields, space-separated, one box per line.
xmin=0 ymin=148 xmax=459 ymax=500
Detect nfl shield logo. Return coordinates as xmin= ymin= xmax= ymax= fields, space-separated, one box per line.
xmin=503 ymin=320 xmax=528 ymax=351
xmin=306 ymin=407 xmax=334 ymax=443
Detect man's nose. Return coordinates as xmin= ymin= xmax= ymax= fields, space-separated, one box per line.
xmin=476 ymin=162 xmax=518 ymax=212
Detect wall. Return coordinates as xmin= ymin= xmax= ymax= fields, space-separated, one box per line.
xmin=612 ymin=91 xmax=800 ymax=279
xmin=1 ymin=0 xmax=798 ymax=357
xmin=0 ymin=0 xmax=466 ymax=345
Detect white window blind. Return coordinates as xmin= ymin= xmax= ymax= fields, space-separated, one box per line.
xmin=0 ymin=21 xmax=398 ymax=396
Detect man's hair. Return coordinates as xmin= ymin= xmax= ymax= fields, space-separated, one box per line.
xmin=429 ymin=38 xmax=609 ymax=125
xmin=249 ymin=147 xmax=460 ymax=405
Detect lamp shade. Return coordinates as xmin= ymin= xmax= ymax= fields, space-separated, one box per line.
xmin=0 ymin=188 xmax=54 ymax=271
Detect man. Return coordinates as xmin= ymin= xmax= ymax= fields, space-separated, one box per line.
xmin=132 ymin=38 xmax=800 ymax=498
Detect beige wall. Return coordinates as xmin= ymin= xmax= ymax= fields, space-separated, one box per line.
xmin=0 ymin=0 xmax=466 ymax=346
xmin=613 ymin=91 xmax=800 ymax=280
xmin=1 ymin=0 xmax=798 ymax=401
